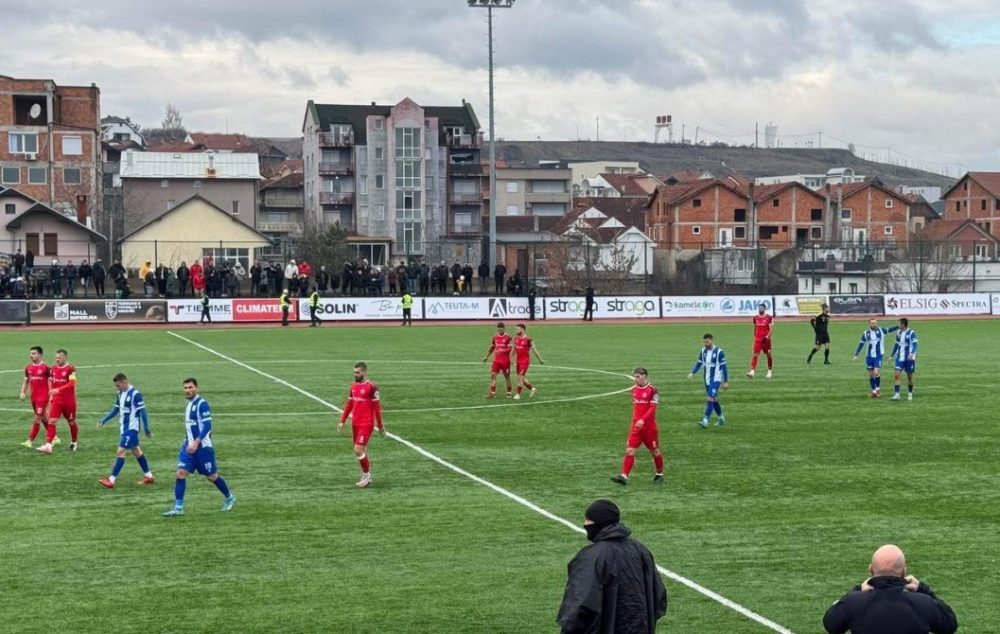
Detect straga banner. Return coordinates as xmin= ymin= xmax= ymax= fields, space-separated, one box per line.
xmin=661 ymin=295 xmax=773 ymax=318
xmin=546 ymin=296 xmax=661 ymax=320
xmin=774 ymin=295 xmax=828 ymax=317
xmin=166 ymin=299 xmax=234 ymax=323
xmin=297 ymin=297 xmax=403 ymax=321
xmin=232 ymin=298 xmax=297 ymax=322
xmin=884 ymin=293 xmax=991 ymax=316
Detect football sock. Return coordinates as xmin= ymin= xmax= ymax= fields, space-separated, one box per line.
xmin=111 ymin=457 xmax=125 ymax=477
xmin=174 ymin=479 xmax=186 ymax=505
xmin=869 ymin=377 xmax=876 ymax=390
xmin=136 ymin=455 xmax=151 ymax=475
xmin=807 ymin=350 xmax=815 ymax=361
xmin=714 ymin=401 xmax=723 ymax=416
xmin=213 ymin=476 xmax=231 ymax=498
xmin=516 ymin=386 xmax=522 ymax=395
xmin=28 ymin=422 xmax=40 ymax=441
xmin=894 ymin=384 xmax=901 ymax=394
xmin=751 ymin=356 xmax=758 ymax=370
xmin=653 ymin=454 xmax=664 ymax=473
xmin=824 ymin=349 xmax=830 ymax=362
xmin=359 ymin=454 xmax=370 ymax=473
xmin=704 ymin=401 xmax=715 ymax=419
xmin=523 ymin=380 xmax=533 ymax=390
xmin=766 ymin=354 xmax=773 ymax=369
xmin=45 ymin=423 xmax=57 ymax=443
xmin=622 ymin=454 xmax=635 ymax=477
xmin=908 ymin=385 xmax=913 ymax=394
xmin=69 ymin=422 xmax=79 ymax=442
xmin=875 ymin=376 xmax=881 ymax=389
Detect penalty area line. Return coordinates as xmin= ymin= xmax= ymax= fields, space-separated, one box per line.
xmin=165 ymin=330 xmax=794 ymax=634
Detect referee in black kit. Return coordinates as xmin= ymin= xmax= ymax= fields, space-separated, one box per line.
xmin=807 ymin=303 xmax=832 ymax=364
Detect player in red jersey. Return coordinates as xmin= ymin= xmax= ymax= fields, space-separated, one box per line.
xmin=483 ymin=321 xmax=513 ymax=399
xmin=41 ymin=348 xmax=80 ymax=453
xmin=513 ymin=323 xmax=545 ymax=400
xmin=611 ymin=367 xmax=664 ymax=485
xmin=20 ymin=345 xmax=54 ymax=450
xmin=746 ymin=303 xmax=774 ymax=379
xmin=337 ymin=362 xmax=384 ymax=488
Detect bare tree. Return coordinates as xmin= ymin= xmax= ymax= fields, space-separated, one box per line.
xmin=882 ymin=238 xmax=963 ymax=292
xmin=543 ymin=226 xmax=640 ymax=295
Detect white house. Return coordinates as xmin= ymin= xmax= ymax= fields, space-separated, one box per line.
xmin=561 ymin=206 xmax=654 ymax=276
xmin=101 ymin=116 xmax=146 ymax=148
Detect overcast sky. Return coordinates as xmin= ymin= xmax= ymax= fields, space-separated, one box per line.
xmin=3 ymin=0 xmax=999 ymax=172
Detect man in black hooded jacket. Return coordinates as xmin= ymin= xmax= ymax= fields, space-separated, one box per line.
xmin=823 ymin=544 xmax=957 ymax=634
xmin=557 ymin=500 xmax=667 ymax=634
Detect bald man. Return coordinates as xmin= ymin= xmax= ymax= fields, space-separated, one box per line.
xmin=823 ymin=544 xmax=957 ymax=634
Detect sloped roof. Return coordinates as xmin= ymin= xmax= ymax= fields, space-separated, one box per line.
xmin=120 ymin=150 xmax=261 ymax=179
xmin=599 ymin=173 xmax=650 ymax=197
xmin=652 ymin=178 xmax=746 ymax=207
xmin=187 ymin=133 xmax=255 ymax=152
xmin=305 ymin=99 xmax=480 ymax=145
xmin=0 ymin=186 xmax=37 ymax=203
xmin=119 ymin=194 xmax=271 ymax=242
xmin=6 ymin=202 xmax=105 ymax=240
xmin=571 ymin=196 xmax=649 ymax=232
xmin=942 ymin=171 xmax=1000 ymax=200
xmin=261 ymin=172 xmax=304 ymax=190
xmin=145 ymin=140 xmax=205 ymax=153
xmin=752 ymin=181 xmax=827 ymax=204
xmin=918 ymin=218 xmax=999 ymax=243
xmin=662 ymin=169 xmax=714 ymax=184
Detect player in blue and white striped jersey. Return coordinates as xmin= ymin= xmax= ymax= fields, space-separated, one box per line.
xmin=163 ymin=377 xmax=235 ymax=516
xmin=852 ymin=318 xmax=899 ymax=398
xmin=891 ymin=318 xmax=919 ymax=401
xmin=687 ymin=333 xmax=729 ymax=428
xmin=97 ymin=373 xmax=154 ymax=488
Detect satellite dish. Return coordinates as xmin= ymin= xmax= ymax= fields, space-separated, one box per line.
xmin=29 ymin=104 xmax=41 ymax=119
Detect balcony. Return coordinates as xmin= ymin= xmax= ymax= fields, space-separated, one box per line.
xmin=449 ymin=193 xmax=483 ymax=206
xmin=525 ymin=192 xmax=570 ymax=205
xmin=318 ymin=131 xmax=354 ymax=147
xmin=319 ymin=192 xmax=355 ymax=206
xmin=318 ymin=162 xmax=353 ymax=176
xmin=263 ymin=193 xmax=303 ymax=208
xmin=258 ymin=222 xmax=304 ymax=234
xmin=446 ymin=133 xmax=480 ymax=149
xmin=449 ymin=163 xmax=485 ymax=177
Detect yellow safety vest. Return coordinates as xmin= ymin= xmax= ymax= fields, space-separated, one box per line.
xmin=401 ymin=294 xmax=413 ymax=309
xmin=280 ymin=294 xmax=291 ymax=309
xmin=309 ymin=292 xmax=320 ymax=308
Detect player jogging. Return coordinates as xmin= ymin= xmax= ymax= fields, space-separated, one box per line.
xmin=97 ymin=373 xmax=155 ymax=488
xmin=483 ymin=321 xmax=513 ymax=399
xmin=853 ymin=318 xmax=898 ymax=398
xmin=611 ymin=367 xmax=664 ymax=486
xmin=807 ymin=303 xmax=832 ymax=365
xmin=891 ymin=318 xmax=918 ymax=401
xmin=163 ymin=378 xmax=236 ymax=516
xmin=746 ymin=303 xmax=774 ymax=379
xmin=688 ymin=333 xmax=729 ymax=428
xmin=513 ymin=323 xmax=544 ymax=400
xmin=19 ymin=346 xmax=53 ymax=450
xmin=42 ymin=348 xmax=81 ymax=452
xmin=338 ymin=362 xmax=385 ymax=488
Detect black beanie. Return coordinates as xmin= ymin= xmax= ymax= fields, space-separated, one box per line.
xmin=585 ymin=499 xmax=620 ymax=526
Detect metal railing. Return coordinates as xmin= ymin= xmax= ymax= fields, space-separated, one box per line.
xmin=318 ymin=162 xmax=354 ymax=176
xmin=319 ymin=192 xmax=355 ymax=206
xmin=318 ymin=132 xmax=354 ymax=147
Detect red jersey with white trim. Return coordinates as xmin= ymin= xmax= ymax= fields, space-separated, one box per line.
xmin=514 ymin=335 xmax=534 ymax=363
xmin=341 ymin=380 xmax=382 ymax=427
xmin=50 ymin=363 xmax=77 ymax=404
xmin=752 ymin=314 xmax=773 ymax=340
xmin=24 ymin=362 xmax=50 ymax=403
xmin=491 ymin=334 xmax=513 ymax=358
xmin=631 ymin=383 xmax=658 ymax=424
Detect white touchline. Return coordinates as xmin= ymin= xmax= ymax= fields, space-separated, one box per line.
xmin=166 ymin=330 xmax=794 ymax=633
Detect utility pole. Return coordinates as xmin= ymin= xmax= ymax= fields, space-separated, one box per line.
xmin=755 ymin=122 xmax=758 ymax=149
xmin=596 ymin=116 xmax=600 ymax=142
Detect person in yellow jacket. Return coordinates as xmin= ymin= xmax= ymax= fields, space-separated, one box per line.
xmin=401 ymin=291 xmax=413 ymax=326
xmin=280 ymin=288 xmax=291 ymax=327
xmin=308 ymin=287 xmax=321 ymax=327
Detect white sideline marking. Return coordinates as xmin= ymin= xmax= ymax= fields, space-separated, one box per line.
xmin=166 ymin=330 xmax=795 ymax=633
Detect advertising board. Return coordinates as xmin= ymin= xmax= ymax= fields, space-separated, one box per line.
xmin=828 ymin=295 xmax=884 ymax=315
xmin=28 ymin=300 xmax=166 ymax=324
xmin=232 ymin=298 xmax=297 ymax=322
xmin=884 ymin=293 xmax=991 ymax=316
xmin=547 ymin=296 xmax=661 ymax=320
xmin=661 ymin=295 xmax=774 ymax=318
xmin=166 ymin=299 xmax=234 ymax=323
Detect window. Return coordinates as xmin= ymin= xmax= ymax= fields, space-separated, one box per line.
xmin=883 ymin=225 xmax=893 ymax=235
xmin=849 ymin=283 xmax=858 ymax=293
xmin=734 ymin=226 xmax=746 ymax=239
xmin=202 ymin=247 xmax=249 ymax=269
xmin=828 ymin=282 xmax=837 ymax=293
xmin=26 ymin=233 xmax=39 ymax=255
xmin=454 ymin=212 xmax=474 ymax=231
xmin=692 ymin=226 xmax=701 ymax=235
xmin=772 ymin=198 xmax=780 ymax=207
xmin=394 ymin=127 xmax=421 ymax=159
xmin=963 ymin=180 xmax=968 ymax=190
xmin=161 ymin=179 xmax=169 ymax=188
xmin=506 ymin=205 xmax=520 ymax=215
xmin=375 ymin=147 xmax=384 ymax=160
xmin=954 ymin=201 xmax=960 ymax=212
xmin=395 ymin=159 xmax=422 ymax=188
xmin=375 ymin=174 xmax=384 ymax=190
xmin=1 ymin=167 xmax=19 ymax=184
xmin=376 ymin=204 xmax=385 ymax=221
xmin=166 ymin=199 xmax=176 ymax=210
xmin=884 ymin=199 xmax=893 ymax=208
xmin=506 ymin=181 xmax=519 ymax=193
xmin=43 ymin=233 xmax=58 ymax=256
xmin=736 ymin=255 xmax=755 ymax=272
xmin=63 ymin=168 xmax=81 ymax=184
xmin=28 ymin=168 xmax=46 ymax=184
xmin=810 ymin=209 xmax=823 ymax=221
xmin=734 ymin=209 xmax=746 ymax=222
xmin=758 ymin=226 xmax=779 ymax=239
xmin=841 ymin=208 xmax=852 ymax=220
xmin=949 ymin=244 xmax=961 ymax=258
xmin=231 ymin=200 xmax=240 ymax=215
xmin=5 ymin=203 xmax=15 ymax=215
xmin=692 ymin=198 xmax=702 ymax=208
xmin=374 ymin=118 xmax=384 ymax=130
xmin=9 ymin=132 xmax=38 ymax=154
xmin=360 ymin=176 xmax=368 ymax=194
xmin=62 ymin=136 xmax=82 ymax=156
xmin=811 ymin=227 xmax=822 ymax=239
xmin=975 ymin=244 xmax=989 ymax=258
xmin=982 ymin=199 xmax=987 ymax=211
xmin=193 ymin=179 xmax=202 ymax=189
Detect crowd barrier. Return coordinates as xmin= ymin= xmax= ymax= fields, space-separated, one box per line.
xmin=1 ymin=293 xmax=998 ymax=325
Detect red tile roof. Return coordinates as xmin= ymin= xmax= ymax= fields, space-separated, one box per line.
xmin=751 ymin=181 xmax=827 ymax=203
xmin=918 ymin=218 xmax=999 ymax=242
xmin=146 ymin=140 xmax=205 ymax=152
xmin=598 ymin=173 xmax=650 ymax=197
xmin=945 ymin=172 xmax=1000 ymax=199
xmin=261 ymin=172 xmax=304 ymax=190
xmin=187 ymin=133 xmax=255 ymax=151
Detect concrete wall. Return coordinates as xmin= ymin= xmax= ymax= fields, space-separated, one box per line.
xmin=123 ymin=179 xmax=258 ymax=232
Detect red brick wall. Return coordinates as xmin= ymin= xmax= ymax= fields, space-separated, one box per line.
xmin=943 ymin=176 xmax=1000 ymax=237
xmin=756 ymin=185 xmax=828 ymax=247
xmin=841 ymin=186 xmax=910 ymax=244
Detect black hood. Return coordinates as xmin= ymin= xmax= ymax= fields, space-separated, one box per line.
xmin=592 ymin=522 xmax=632 ymax=542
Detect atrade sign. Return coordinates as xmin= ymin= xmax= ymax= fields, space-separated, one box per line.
xmin=546 ymin=296 xmax=661 ymax=319
xmin=662 ymin=295 xmax=773 ymax=318
xmin=828 ymin=295 xmax=884 ymax=315
xmin=298 ymin=298 xmax=403 ymax=321
xmin=232 ymin=298 xmax=297 ymax=322
xmin=884 ymin=293 xmax=991 ymax=316
xmin=166 ymin=299 xmax=234 ymax=323
xmin=28 ymin=300 xmax=167 ymax=323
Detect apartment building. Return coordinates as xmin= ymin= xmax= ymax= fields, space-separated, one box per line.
xmin=489 ymin=164 xmax=572 ymax=218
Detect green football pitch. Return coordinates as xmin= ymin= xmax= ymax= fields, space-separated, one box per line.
xmin=1 ymin=319 xmax=998 ymax=633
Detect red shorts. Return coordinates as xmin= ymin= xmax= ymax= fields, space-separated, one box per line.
xmin=626 ymin=422 xmax=660 ymax=451
xmin=50 ymin=400 xmax=77 ymax=422
xmin=753 ymin=338 xmax=772 ymax=354
xmin=352 ymin=423 xmax=375 ymax=446
xmin=491 ymin=358 xmax=511 ymax=374
xmin=516 ymin=360 xmax=530 ymax=376
xmin=31 ymin=400 xmax=49 ymax=419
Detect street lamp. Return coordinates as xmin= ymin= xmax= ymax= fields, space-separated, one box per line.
xmin=467 ymin=0 xmax=515 ymax=271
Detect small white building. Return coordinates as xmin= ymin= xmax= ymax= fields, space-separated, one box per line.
xmin=756 ymin=167 xmax=866 ymax=190
xmin=101 ymin=116 xmax=146 ymax=148
xmin=561 ymin=206 xmax=654 ymax=276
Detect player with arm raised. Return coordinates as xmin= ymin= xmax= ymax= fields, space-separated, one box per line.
xmin=483 ymin=321 xmax=513 ymax=399
xmin=338 ymin=362 xmax=384 ymax=489
xmin=746 ymin=303 xmax=774 ymax=379
xmin=853 ymin=317 xmax=898 ymax=398
xmin=97 ymin=373 xmax=154 ymax=488
xmin=891 ymin=318 xmax=919 ymax=401
xmin=688 ymin=333 xmax=729 ymax=428
xmin=19 ymin=346 xmax=53 ymax=450
xmin=41 ymin=349 xmax=81 ymax=452
xmin=611 ymin=367 xmax=664 ymax=486
xmin=513 ymin=323 xmax=544 ymax=400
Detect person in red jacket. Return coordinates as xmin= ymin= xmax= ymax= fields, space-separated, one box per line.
xmin=192 ymin=271 xmax=206 ymax=295
xmin=298 ymin=259 xmax=312 ymax=280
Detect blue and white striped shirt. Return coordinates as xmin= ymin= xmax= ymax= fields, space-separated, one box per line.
xmin=184 ymin=395 xmax=214 ymax=448
xmin=113 ymin=386 xmax=145 ymax=433
xmin=893 ymin=329 xmax=919 ymax=362
xmin=855 ymin=326 xmax=898 ymax=358
xmin=692 ymin=346 xmax=728 ymax=385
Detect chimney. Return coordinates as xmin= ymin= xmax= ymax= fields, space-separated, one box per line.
xmin=207 ymin=152 xmax=217 ymax=177
xmin=75 ymin=194 xmax=88 ymax=224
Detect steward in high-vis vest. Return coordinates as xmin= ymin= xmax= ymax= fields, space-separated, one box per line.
xmin=401 ymin=291 xmax=413 ymax=326
xmin=309 ymin=287 xmax=321 ymax=327
xmin=280 ymin=289 xmax=291 ymax=327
